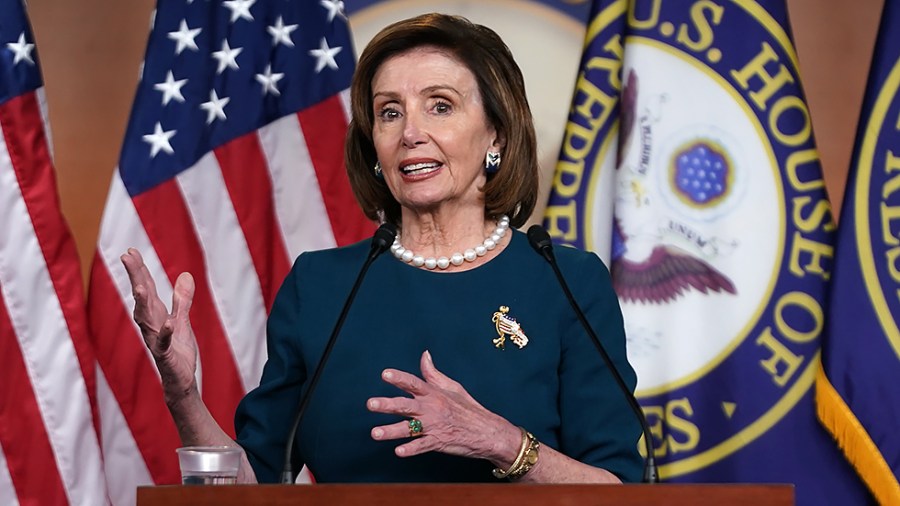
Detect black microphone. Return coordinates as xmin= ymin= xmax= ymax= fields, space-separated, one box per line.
xmin=280 ymin=222 xmax=397 ymax=483
xmin=526 ymin=225 xmax=659 ymax=483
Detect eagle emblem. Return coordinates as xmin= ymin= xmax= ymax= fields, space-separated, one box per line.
xmin=492 ymin=306 xmax=528 ymax=350
xmin=612 ymin=69 xmax=737 ymax=304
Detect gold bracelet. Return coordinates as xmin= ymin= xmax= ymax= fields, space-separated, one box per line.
xmin=508 ymin=430 xmax=539 ymax=480
xmin=492 ymin=427 xmax=539 ymax=480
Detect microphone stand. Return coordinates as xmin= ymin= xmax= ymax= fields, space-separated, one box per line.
xmin=280 ymin=223 xmax=397 ymax=484
xmin=527 ymin=225 xmax=659 ymax=483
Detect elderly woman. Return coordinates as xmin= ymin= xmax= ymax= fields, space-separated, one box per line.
xmin=123 ymin=13 xmax=641 ymax=485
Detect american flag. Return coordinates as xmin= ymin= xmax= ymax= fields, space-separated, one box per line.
xmin=87 ymin=0 xmax=373 ymax=503
xmin=0 ymin=1 xmax=109 ymax=504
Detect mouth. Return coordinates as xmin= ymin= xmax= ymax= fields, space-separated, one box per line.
xmin=400 ymin=161 xmax=442 ymax=176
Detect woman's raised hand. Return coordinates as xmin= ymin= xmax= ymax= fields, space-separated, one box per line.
xmin=121 ymin=249 xmax=257 ymax=481
xmin=366 ymin=350 xmax=521 ymax=464
xmin=121 ymin=248 xmax=199 ymax=402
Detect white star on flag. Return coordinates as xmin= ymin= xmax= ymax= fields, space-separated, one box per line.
xmin=320 ymin=0 xmax=345 ymax=22
xmin=267 ymin=16 xmax=298 ymax=47
xmin=309 ymin=37 xmax=341 ymax=73
xmin=167 ymin=19 xmax=202 ymax=55
xmin=142 ymin=122 xmax=176 ymax=157
xmin=255 ymin=64 xmax=284 ymax=95
xmin=6 ymin=32 xmax=35 ymax=65
xmin=153 ymin=70 xmax=188 ymax=105
xmin=200 ymin=90 xmax=230 ymax=124
xmin=211 ymin=40 xmax=242 ymax=74
xmin=223 ymin=0 xmax=256 ymax=23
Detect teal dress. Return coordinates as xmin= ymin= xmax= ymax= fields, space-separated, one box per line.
xmin=234 ymin=229 xmax=642 ymax=483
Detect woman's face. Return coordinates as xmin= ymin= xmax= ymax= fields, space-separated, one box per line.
xmin=371 ymin=47 xmax=499 ymax=215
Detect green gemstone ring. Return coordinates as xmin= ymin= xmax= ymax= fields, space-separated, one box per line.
xmin=408 ymin=418 xmax=424 ymax=437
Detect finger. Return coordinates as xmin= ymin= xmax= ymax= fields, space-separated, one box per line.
xmin=131 ymin=282 xmax=162 ymax=329
xmin=121 ymin=250 xmax=145 ymax=297
xmin=130 ymin=282 xmax=149 ymax=309
xmin=366 ymin=396 xmax=418 ymax=416
xmin=172 ymin=272 xmax=196 ymax=319
xmin=122 ymin=250 xmax=167 ymax=334
xmin=370 ymin=419 xmax=423 ymax=441
xmin=420 ymin=350 xmax=460 ymax=391
xmin=393 ymin=437 xmax=433 ymax=458
xmin=131 ymin=281 xmax=161 ymax=332
xmin=380 ymin=368 xmax=429 ymax=396
xmin=120 ymin=248 xmax=144 ymax=280
xmin=157 ymin=318 xmax=175 ymax=352
xmin=121 ymin=248 xmax=159 ymax=299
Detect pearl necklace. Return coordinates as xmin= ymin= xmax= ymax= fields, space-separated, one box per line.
xmin=391 ymin=215 xmax=510 ymax=270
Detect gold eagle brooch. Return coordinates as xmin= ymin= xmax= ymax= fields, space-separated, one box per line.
xmin=492 ymin=306 xmax=529 ymax=350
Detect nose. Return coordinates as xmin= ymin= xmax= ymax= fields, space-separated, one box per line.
xmin=401 ymin=113 xmax=427 ymax=148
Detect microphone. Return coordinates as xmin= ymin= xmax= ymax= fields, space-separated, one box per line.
xmin=280 ymin=222 xmax=398 ymax=483
xmin=526 ymin=225 xmax=659 ymax=483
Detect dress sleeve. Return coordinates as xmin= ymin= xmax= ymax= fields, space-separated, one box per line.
xmin=556 ymin=252 xmax=644 ymax=482
xmin=234 ymin=254 xmax=309 ymax=483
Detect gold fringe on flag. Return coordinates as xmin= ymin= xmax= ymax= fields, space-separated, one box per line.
xmin=816 ymin=364 xmax=900 ymax=505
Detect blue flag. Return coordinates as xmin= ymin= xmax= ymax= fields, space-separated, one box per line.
xmin=545 ymin=1 xmax=872 ymax=504
xmin=817 ymin=1 xmax=900 ymax=503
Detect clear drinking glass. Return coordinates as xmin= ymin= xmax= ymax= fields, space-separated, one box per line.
xmin=176 ymin=446 xmax=242 ymax=485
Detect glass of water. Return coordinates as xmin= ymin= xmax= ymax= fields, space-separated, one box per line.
xmin=176 ymin=446 xmax=242 ymax=485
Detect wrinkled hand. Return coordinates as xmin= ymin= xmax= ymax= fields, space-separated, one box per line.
xmin=121 ymin=248 xmax=198 ymax=402
xmin=367 ymin=350 xmax=518 ymax=461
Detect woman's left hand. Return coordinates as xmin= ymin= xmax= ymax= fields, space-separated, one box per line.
xmin=367 ymin=350 xmax=520 ymax=462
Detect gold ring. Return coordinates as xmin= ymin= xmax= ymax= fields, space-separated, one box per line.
xmin=408 ymin=418 xmax=424 ymax=437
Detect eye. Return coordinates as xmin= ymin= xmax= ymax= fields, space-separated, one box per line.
xmin=377 ymin=106 xmax=401 ymax=121
xmin=433 ymin=101 xmax=452 ymax=114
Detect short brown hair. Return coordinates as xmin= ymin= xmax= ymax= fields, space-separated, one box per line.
xmin=345 ymin=13 xmax=538 ymax=228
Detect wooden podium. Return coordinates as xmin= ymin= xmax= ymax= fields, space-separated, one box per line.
xmin=137 ymin=483 xmax=793 ymax=505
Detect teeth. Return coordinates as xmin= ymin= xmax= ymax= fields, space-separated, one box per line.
xmin=401 ymin=162 xmax=441 ymax=174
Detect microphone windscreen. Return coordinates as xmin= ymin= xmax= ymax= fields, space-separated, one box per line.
xmin=372 ymin=222 xmax=398 ymax=254
xmin=526 ymin=224 xmax=553 ymax=253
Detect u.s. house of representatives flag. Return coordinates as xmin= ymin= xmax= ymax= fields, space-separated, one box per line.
xmin=545 ymin=1 xmax=870 ymax=504
xmin=87 ymin=1 xmax=373 ymax=503
xmin=817 ymin=0 xmax=900 ymax=503
xmin=0 ymin=0 xmax=108 ymax=504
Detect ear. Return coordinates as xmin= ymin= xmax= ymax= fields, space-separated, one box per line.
xmin=490 ymin=129 xmax=506 ymax=151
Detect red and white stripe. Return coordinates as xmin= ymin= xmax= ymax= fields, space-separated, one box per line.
xmin=0 ymin=89 xmax=109 ymax=505
xmin=89 ymin=95 xmax=373 ymax=504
